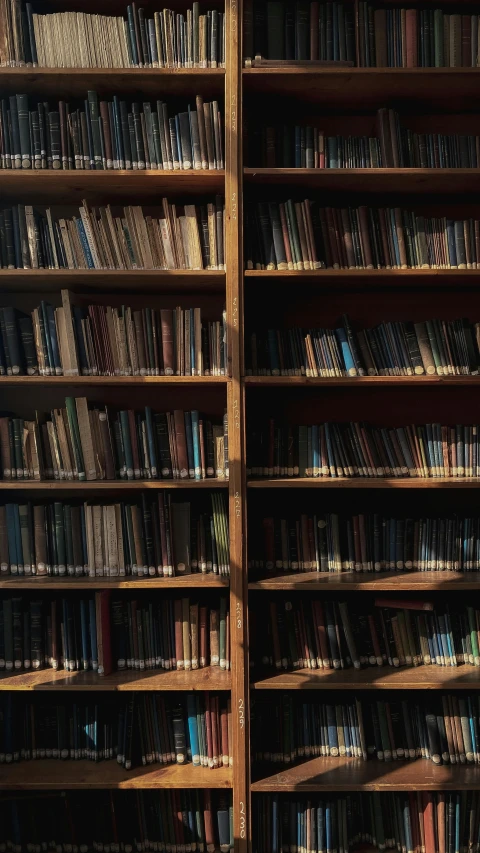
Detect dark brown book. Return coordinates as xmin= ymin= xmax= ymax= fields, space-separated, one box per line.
xmin=374 ymin=9 xmax=387 ymax=67
xmin=173 ymin=409 xmax=189 ymax=479
xmin=133 ymin=310 xmax=147 ymax=375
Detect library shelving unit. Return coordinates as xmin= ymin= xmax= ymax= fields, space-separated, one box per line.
xmin=241 ymin=2 xmax=480 ymax=851
xmin=0 ymin=0 xmax=247 ymax=847
xmin=7 ymin=0 xmax=480 ymax=851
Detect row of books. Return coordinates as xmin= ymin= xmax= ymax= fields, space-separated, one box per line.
xmin=252 ymin=597 xmax=480 ymax=671
xmin=358 ymin=5 xmax=480 ymax=68
xmin=1 ymin=2 xmax=226 ymax=69
xmin=253 ymin=693 xmax=480 ymax=766
xmin=0 ymin=92 xmax=224 ymax=172
xmin=244 ymin=0 xmax=356 ymax=64
xmin=247 ymin=420 xmax=480 ymax=479
xmin=0 ymin=693 xmax=232 ymax=770
xmin=0 ymin=791 xmax=233 ymax=853
xmin=245 ymin=2 xmax=480 ymax=68
xmin=249 ymin=112 xmax=480 ymax=169
xmin=0 ymin=593 xmax=229 ymax=674
xmin=251 ymin=512 xmax=480 ymax=574
xmin=0 ymin=496 xmax=229 ymax=578
xmin=0 ymin=200 xmax=226 ymax=272
xmin=0 ymin=297 xmax=227 ymax=377
xmin=0 ymin=399 xmax=229 ymax=482
xmin=253 ymin=791 xmax=471 ymax=853
xmin=245 ymin=317 xmax=480 ymax=377
xmin=245 ymin=201 xmax=480 ymax=271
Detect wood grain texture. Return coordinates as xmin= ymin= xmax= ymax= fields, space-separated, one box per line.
xmin=248 ymin=570 xmax=480 ymax=590
xmin=247 ymin=478 xmax=480 ymax=489
xmin=244 ymin=376 xmax=480 ymax=386
xmin=252 ymin=666 xmax=480 ymax=690
xmin=0 ymin=667 xmax=231 ymax=691
xmin=0 ymin=575 xmax=229 ymax=589
xmin=245 ymin=269 xmax=480 ymax=289
xmin=0 ymin=480 xmax=228 ymax=490
xmin=0 ymin=376 xmax=228 ymax=386
xmin=0 ymin=269 xmax=225 ymax=293
xmin=251 ymin=757 xmax=480 ymax=792
xmin=0 ymin=170 xmax=225 ymax=202
xmin=0 ymin=67 xmax=225 ymax=98
xmin=244 ymin=167 xmax=480 ymax=194
xmin=0 ymin=762 xmax=232 ymax=790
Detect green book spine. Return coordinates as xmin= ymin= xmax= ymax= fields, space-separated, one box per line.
xmin=87 ymin=91 xmax=103 ymax=170
xmin=54 ymin=502 xmax=66 ymax=576
xmin=64 ymin=504 xmax=75 ymax=576
xmin=16 ymin=94 xmax=31 ymax=169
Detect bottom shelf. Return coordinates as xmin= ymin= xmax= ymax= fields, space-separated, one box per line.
xmin=0 ymin=761 xmax=232 ymax=789
xmin=251 ymin=757 xmax=480 ymax=792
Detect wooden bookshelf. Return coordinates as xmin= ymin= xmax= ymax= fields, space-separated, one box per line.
xmin=247 ymin=478 xmax=480 ymax=488
xmin=251 ymin=758 xmax=480 ymax=792
xmin=0 ymin=67 xmax=226 ymax=98
xmin=251 ymin=667 xmax=480 ymax=690
xmin=245 ymin=376 xmax=480 ymax=386
xmin=244 ymin=269 xmax=480 ymax=288
xmin=1 ymin=170 xmax=225 ymax=202
xmin=0 ymin=575 xmax=229 ymax=589
xmin=0 ymin=762 xmax=233 ymax=790
xmin=248 ymin=571 xmax=480 ymax=590
xmin=0 ymin=269 xmax=226 ymax=293
xmin=0 ymin=376 xmax=228 ymax=386
xmin=0 ymin=480 xmax=229 ymax=490
xmin=0 ymin=667 xmax=231 ymax=691
xmin=243 ymin=167 xmax=480 ymax=194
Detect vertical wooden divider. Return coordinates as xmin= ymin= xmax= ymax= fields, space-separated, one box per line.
xmin=225 ymin=0 xmax=248 ymax=848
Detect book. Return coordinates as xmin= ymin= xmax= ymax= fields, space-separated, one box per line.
xmin=0 ymin=592 xmax=230 ymax=673
xmin=0 ymin=494 xmax=229 ymax=577
xmin=245 ymin=316 xmax=480 ymax=377
xmin=0 ymin=399 xmax=228 ymax=483
xmin=245 ymin=200 xmax=480 ymax=271
xmin=253 ymin=791 xmax=468 ymax=853
xmin=251 ymin=595 xmax=480 ymax=671
xmin=0 ymin=199 xmax=226 ymax=271
xmin=0 ymin=691 xmax=232 ymax=770
xmin=247 ymin=418 xmax=480 ymax=479
xmin=0 ymin=93 xmax=223 ymax=171
xmin=252 ymin=692 xmax=480 ymax=766
xmin=0 ymin=2 xmax=226 ymax=69
xmin=0 ymin=295 xmax=227 ymax=377
xmin=247 ymin=108 xmax=480 ymax=169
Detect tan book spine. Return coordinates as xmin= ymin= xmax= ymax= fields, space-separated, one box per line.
xmin=75 ymin=397 xmax=97 ymax=480
xmin=60 ymin=290 xmax=79 ymax=375
xmin=83 ymin=503 xmax=95 ymax=576
xmin=115 ymin=504 xmax=126 ymax=575
xmin=53 ymin=409 xmax=73 ymax=479
xmin=190 ymin=603 xmax=199 ymax=669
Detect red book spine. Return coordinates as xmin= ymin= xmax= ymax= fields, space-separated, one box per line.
xmin=422 ymin=792 xmax=436 ymax=853
xmin=405 ymin=9 xmax=417 ymax=67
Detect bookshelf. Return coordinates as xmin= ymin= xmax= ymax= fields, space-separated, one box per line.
xmin=5 ymin=0 xmax=480 ymax=851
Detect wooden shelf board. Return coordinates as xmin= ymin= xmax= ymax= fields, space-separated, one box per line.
xmin=0 ymin=575 xmax=229 ymax=589
xmin=0 ymin=269 xmax=225 ymax=293
xmin=252 ymin=666 xmax=480 ymax=690
xmin=244 ymin=376 xmax=480 ymax=387
xmin=0 ymin=761 xmax=232 ymax=790
xmin=244 ymin=269 xmax=480 ymax=288
xmin=247 ymin=478 xmax=480 ymax=489
xmin=0 ymin=170 xmax=225 ymax=202
xmin=0 ymin=376 xmax=228 ymax=387
xmin=0 ymin=67 xmax=225 ymax=98
xmin=0 ymin=480 xmax=228 ymax=490
xmin=242 ymin=67 xmax=480 ymax=110
xmin=251 ymin=757 xmax=480 ymax=792
xmin=243 ymin=167 xmax=480 ymax=193
xmin=0 ymin=667 xmax=230 ymax=691
xmin=248 ymin=570 xmax=480 ymax=590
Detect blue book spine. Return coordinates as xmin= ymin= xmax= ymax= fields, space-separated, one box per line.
xmin=335 ymin=327 xmax=356 ymax=376
xmin=311 ymin=424 xmax=319 ymax=477
xmin=126 ymin=7 xmax=139 ymax=65
xmin=45 ymin=303 xmax=62 ymax=373
xmin=75 ymin=220 xmax=95 ymax=268
xmin=191 ymin=411 xmax=201 ymax=480
xmin=40 ymin=301 xmax=54 ymax=371
xmin=446 ymin=220 xmax=457 ymax=267
xmin=327 ymin=136 xmax=338 ymax=169
xmin=187 ymin=695 xmax=200 ymax=765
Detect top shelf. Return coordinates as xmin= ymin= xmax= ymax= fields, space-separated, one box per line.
xmin=243 ymin=67 xmax=480 ymax=111
xmin=0 ymin=67 xmax=225 ymax=98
